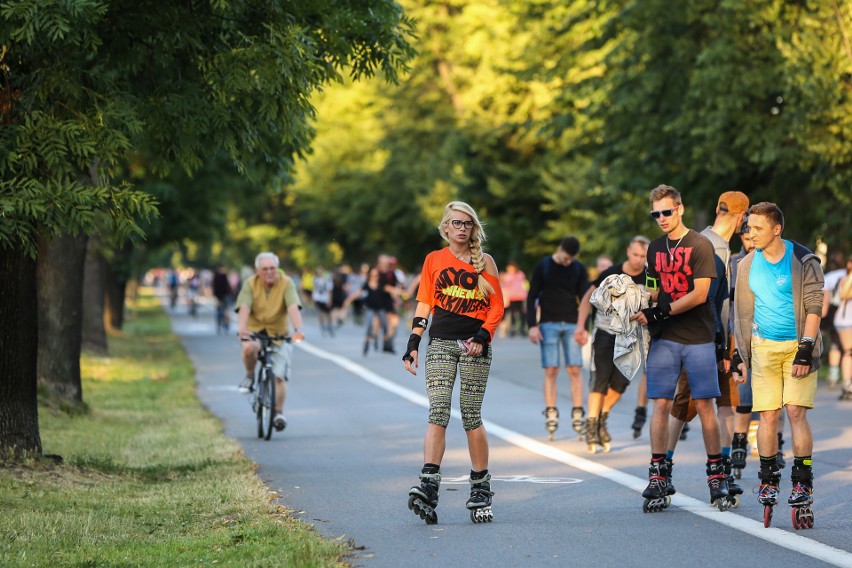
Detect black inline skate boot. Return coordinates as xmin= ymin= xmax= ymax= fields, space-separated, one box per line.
xmin=599 ymin=411 xmax=612 ymax=453
xmin=664 ymin=458 xmax=676 ymax=496
xmin=723 ymin=456 xmax=743 ymax=508
xmin=408 ymin=465 xmax=441 ymax=524
xmin=776 ymin=433 xmax=786 ymax=469
xmin=758 ymin=467 xmax=781 ymax=528
xmin=631 ymin=406 xmax=647 ymax=439
xmin=543 ymin=406 xmax=559 ymax=441
xmin=730 ymin=433 xmax=748 ymax=480
xmin=585 ymin=417 xmax=601 ymax=454
xmin=706 ymin=459 xmax=730 ymax=511
xmin=642 ymin=459 xmax=670 ymax=513
xmin=788 ymin=463 xmax=814 ymax=530
xmin=466 ymin=471 xmax=494 ymax=523
xmin=680 ymin=422 xmax=689 ymax=441
xmin=571 ymin=407 xmax=585 ymax=441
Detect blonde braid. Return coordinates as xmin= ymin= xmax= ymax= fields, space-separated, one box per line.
xmin=469 ymin=236 xmax=494 ymax=295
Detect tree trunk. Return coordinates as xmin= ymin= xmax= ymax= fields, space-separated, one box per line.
xmin=36 ymin=232 xmax=88 ymax=407
xmin=81 ymin=236 xmax=108 ymax=354
xmin=104 ymin=241 xmax=133 ymax=331
xmin=0 ymin=244 xmax=42 ymax=459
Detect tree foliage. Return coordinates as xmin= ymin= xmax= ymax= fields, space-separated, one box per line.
xmin=0 ymin=0 xmax=416 ymax=457
xmin=287 ymin=0 xmax=850 ymax=273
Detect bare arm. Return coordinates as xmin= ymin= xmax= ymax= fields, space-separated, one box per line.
xmin=574 ymin=285 xmax=595 ymax=346
xmin=668 ymin=277 xmax=711 ymax=315
xmin=237 ymin=305 xmax=251 ymax=339
xmin=288 ymin=304 xmax=305 ymax=342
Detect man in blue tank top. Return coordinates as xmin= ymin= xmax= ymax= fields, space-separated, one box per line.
xmin=731 ymin=201 xmax=824 ymax=523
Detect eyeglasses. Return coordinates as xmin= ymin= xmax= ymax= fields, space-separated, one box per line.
xmin=450 ymin=219 xmax=475 ymax=230
xmin=649 ymin=207 xmax=678 ymax=220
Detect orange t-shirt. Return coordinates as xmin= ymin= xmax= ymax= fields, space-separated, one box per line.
xmin=416 ymin=248 xmax=504 ymax=341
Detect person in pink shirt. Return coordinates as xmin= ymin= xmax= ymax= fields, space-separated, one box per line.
xmin=500 ymin=261 xmax=528 ymax=337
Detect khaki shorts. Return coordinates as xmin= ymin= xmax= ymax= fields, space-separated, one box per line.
xmin=670 ymin=367 xmax=740 ymax=423
xmin=751 ymin=337 xmax=816 ymax=411
xmin=268 ymin=341 xmax=293 ymax=381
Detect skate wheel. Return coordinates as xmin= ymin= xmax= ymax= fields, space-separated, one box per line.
xmin=602 ymin=443 xmax=611 ymax=453
xmin=733 ymin=469 xmax=742 ymax=480
xmin=633 ymin=429 xmax=641 ymax=440
xmin=763 ymin=505 xmax=773 ymax=528
xmin=470 ymin=507 xmax=493 ymax=523
xmin=715 ymin=499 xmax=729 ymax=512
xmin=642 ymin=499 xmax=650 ymax=513
xmin=729 ymin=495 xmax=741 ymax=509
xmin=792 ymin=507 xmax=800 ymax=530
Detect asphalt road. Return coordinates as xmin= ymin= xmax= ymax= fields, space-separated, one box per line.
xmin=171 ymin=299 xmax=852 ymax=568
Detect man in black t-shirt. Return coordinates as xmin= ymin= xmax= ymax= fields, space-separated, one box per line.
xmin=526 ymin=236 xmax=590 ymax=440
xmin=574 ymin=236 xmax=650 ymax=453
xmin=631 ymin=184 xmax=728 ymax=511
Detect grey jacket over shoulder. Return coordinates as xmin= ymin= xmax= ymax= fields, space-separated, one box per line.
xmin=732 ymin=241 xmax=824 ymax=372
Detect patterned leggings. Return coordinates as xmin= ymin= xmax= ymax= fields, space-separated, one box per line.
xmin=425 ymin=338 xmax=492 ymax=431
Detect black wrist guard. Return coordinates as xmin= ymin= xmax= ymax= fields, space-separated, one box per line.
xmin=731 ymin=348 xmax=745 ymax=373
xmin=403 ymin=333 xmax=422 ymax=362
xmin=714 ymin=332 xmax=728 ymax=362
xmin=412 ymin=316 xmax=428 ymax=330
xmin=470 ymin=328 xmax=491 ymax=345
xmin=641 ymin=304 xmax=670 ymax=324
xmin=793 ymin=338 xmax=815 ymax=367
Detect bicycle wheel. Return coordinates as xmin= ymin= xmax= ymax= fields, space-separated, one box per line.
xmin=262 ymin=367 xmax=276 ymax=440
xmin=255 ymin=371 xmax=264 ymax=439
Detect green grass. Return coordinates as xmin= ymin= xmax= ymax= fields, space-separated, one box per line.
xmin=0 ymin=291 xmax=349 ymax=567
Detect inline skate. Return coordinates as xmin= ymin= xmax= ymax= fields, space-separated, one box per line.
xmin=585 ymin=417 xmax=601 ymax=454
xmin=408 ymin=466 xmax=441 ymax=524
xmin=466 ymin=471 xmax=494 ymax=523
xmin=758 ymin=469 xmax=781 ymax=528
xmin=730 ymin=433 xmax=748 ymax=479
xmin=543 ymin=406 xmax=559 ymax=441
xmin=776 ymin=433 xmax=786 ymax=469
xmin=665 ymin=458 xmax=676 ymax=497
xmin=723 ymin=456 xmax=742 ymax=508
xmin=598 ymin=412 xmax=612 ymax=453
xmin=642 ymin=459 xmax=671 ymax=513
xmin=707 ymin=459 xmax=730 ymax=511
xmin=631 ymin=406 xmax=647 ymax=439
xmin=789 ymin=464 xmax=814 ymax=530
xmin=571 ymin=407 xmax=585 ymax=441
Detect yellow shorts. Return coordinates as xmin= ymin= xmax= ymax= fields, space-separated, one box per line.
xmin=751 ymin=338 xmax=817 ymax=411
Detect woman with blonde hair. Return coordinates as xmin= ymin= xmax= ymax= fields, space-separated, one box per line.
xmin=403 ymin=201 xmax=504 ymax=524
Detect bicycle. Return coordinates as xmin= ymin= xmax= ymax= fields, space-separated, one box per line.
xmin=242 ymin=332 xmax=291 ymax=441
xmin=215 ymin=298 xmax=231 ymax=335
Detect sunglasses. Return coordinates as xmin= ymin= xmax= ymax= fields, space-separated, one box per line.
xmin=450 ymin=219 xmax=475 ymax=229
xmin=649 ymin=207 xmax=678 ymax=219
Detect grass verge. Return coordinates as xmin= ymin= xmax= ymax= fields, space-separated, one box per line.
xmin=0 ymin=290 xmax=349 ymax=567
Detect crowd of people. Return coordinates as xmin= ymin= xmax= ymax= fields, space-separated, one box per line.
xmin=150 ymin=189 xmax=850 ymax=526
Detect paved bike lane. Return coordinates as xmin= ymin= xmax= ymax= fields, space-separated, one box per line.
xmin=171 ymin=302 xmax=852 ymax=568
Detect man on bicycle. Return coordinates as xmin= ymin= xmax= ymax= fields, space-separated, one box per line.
xmin=236 ymin=252 xmax=305 ymax=431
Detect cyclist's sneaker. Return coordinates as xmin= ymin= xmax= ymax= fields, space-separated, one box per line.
xmin=273 ymin=414 xmax=287 ymax=432
xmin=238 ymin=376 xmax=253 ymax=394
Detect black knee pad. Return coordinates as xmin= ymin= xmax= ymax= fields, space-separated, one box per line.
xmin=736 ymin=405 xmax=752 ymax=414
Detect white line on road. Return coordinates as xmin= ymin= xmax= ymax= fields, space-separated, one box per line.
xmin=297 ymin=342 xmax=852 ymax=568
